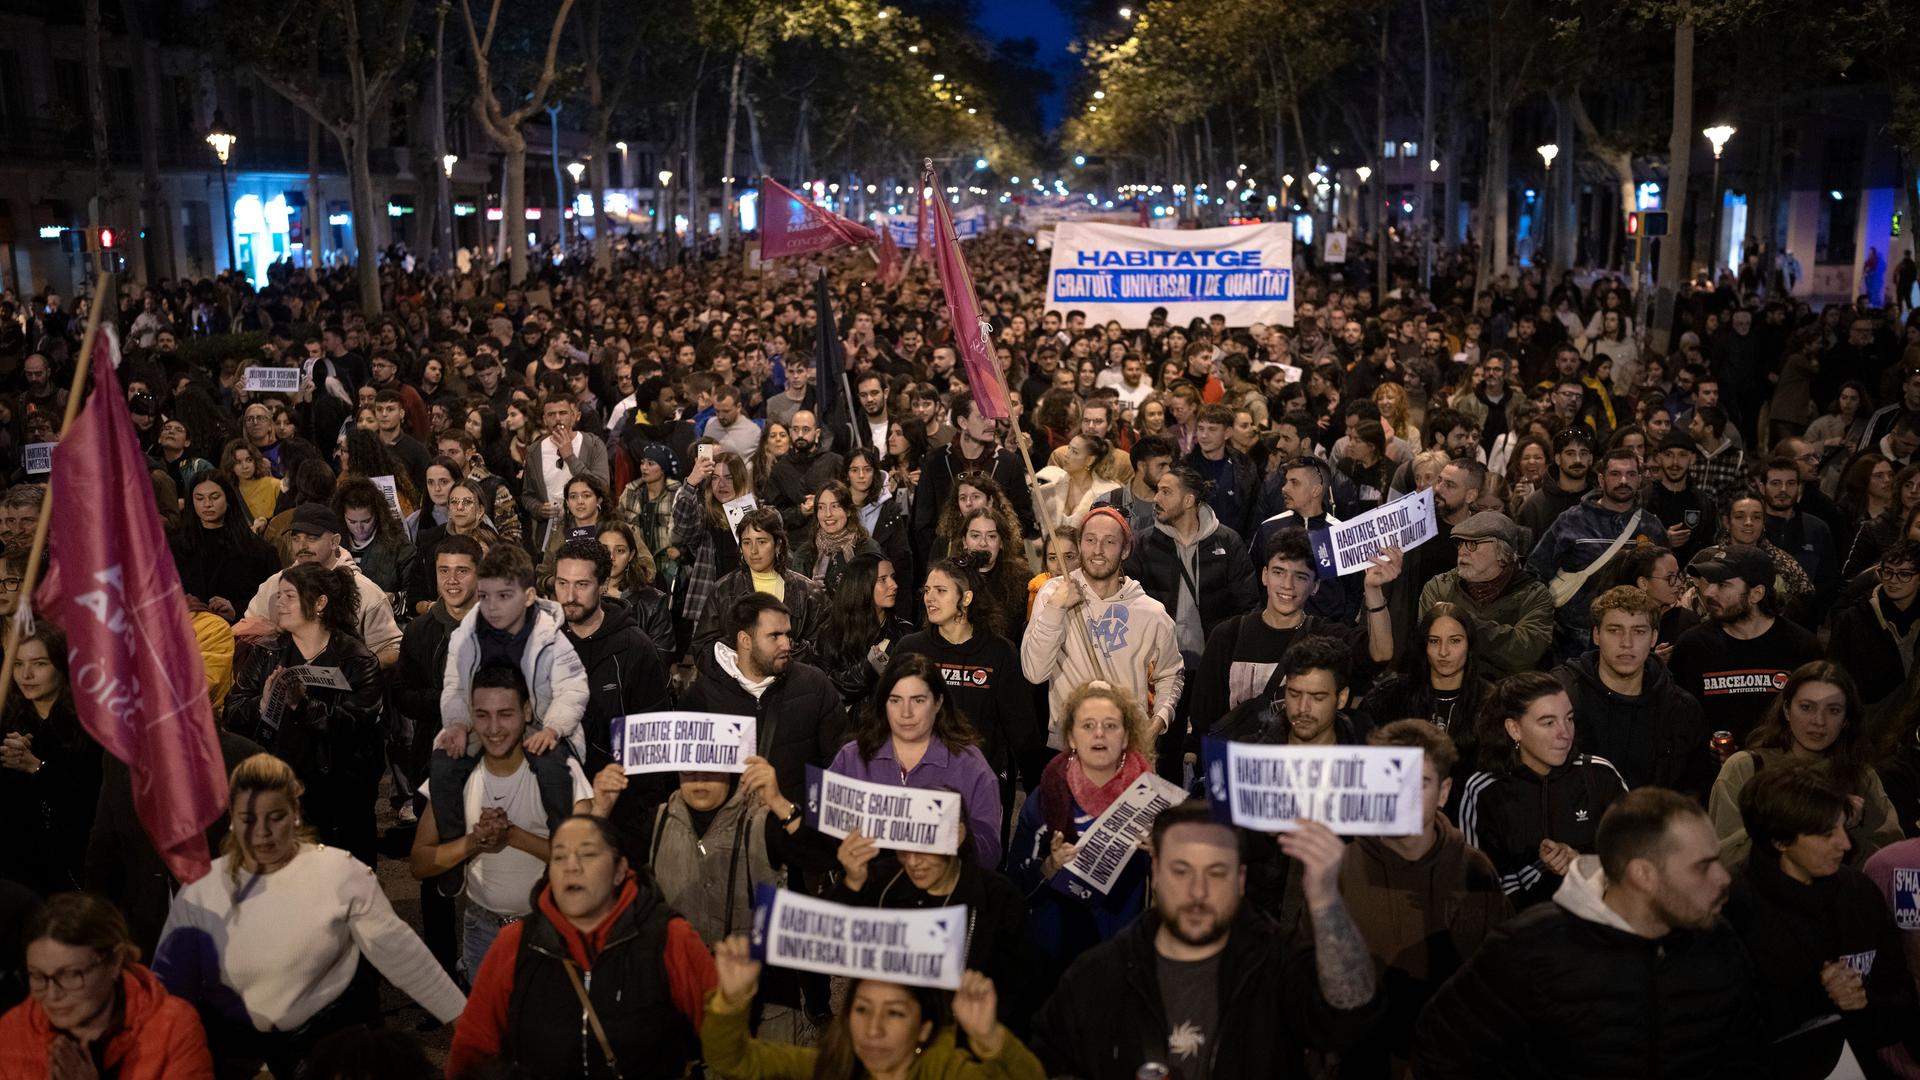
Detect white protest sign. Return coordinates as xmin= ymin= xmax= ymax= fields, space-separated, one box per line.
xmin=750 ymin=885 xmax=966 ymax=990
xmin=21 ymin=442 xmax=53 ymax=474
xmin=1047 ymin=221 xmax=1294 ymax=329
xmin=1307 ymin=487 xmax=1435 ymax=579
xmin=1325 ymin=232 xmax=1349 ymax=264
xmin=613 ymin=711 xmax=756 ymax=775
xmin=244 ymin=367 xmax=303 ymax=393
xmin=285 ymin=665 xmax=354 ymax=691
xmin=1203 ymin=739 xmax=1423 ymax=836
xmin=369 ymin=475 xmax=404 ymax=520
xmin=722 ymin=493 xmax=759 ymax=538
xmin=1054 ymin=771 xmax=1186 ymax=899
xmin=803 ymin=766 xmax=963 ymax=856
xmin=1273 ymin=363 xmax=1302 ymax=384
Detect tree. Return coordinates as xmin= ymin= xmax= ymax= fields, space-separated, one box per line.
xmin=222 ymin=0 xmax=419 ymax=316
xmin=459 ymin=0 xmax=577 ymax=285
xmin=575 ymin=0 xmax=647 ymax=270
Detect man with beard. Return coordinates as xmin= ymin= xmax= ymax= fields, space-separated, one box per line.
xmin=552 ymin=538 xmax=670 ymax=833
xmin=1022 ymin=508 xmax=1183 ymax=749
xmin=1643 ymin=430 xmax=1717 ymax=567
xmin=624 ymin=376 xmax=697 ymax=474
xmin=1034 ymin=799 xmax=1381 ymax=1080
xmin=1517 ymin=427 xmax=1595 ymax=538
xmin=915 ymin=390 xmax=1038 ymax=564
xmin=1528 ymin=448 xmax=1667 ymax=663
xmin=1758 ymin=456 xmax=1839 ymax=610
xmin=1406 ymin=458 xmax=1486 ymax=598
xmin=234 ymin=503 xmax=405 ymax=665
xmin=1668 ymin=543 xmax=1821 ymax=744
xmin=767 ymin=409 xmax=842 ymax=530
xmin=1414 ymin=789 xmax=1763 ymax=1078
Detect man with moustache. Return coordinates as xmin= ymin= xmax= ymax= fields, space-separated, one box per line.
xmin=1667 ymin=544 xmax=1821 ymax=744
xmin=1414 ymin=789 xmax=1763 ymax=1078
xmin=1526 ymin=448 xmax=1667 ymax=663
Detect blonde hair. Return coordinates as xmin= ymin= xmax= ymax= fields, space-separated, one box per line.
xmin=1062 ymin=680 xmax=1157 ymax=766
xmin=221 ymin=753 xmax=318 ymax=884
xmin=1411 ymin=448 xmax=1451 ymax=490
xmin=1373 ymin=382 xmax=1411 ymax=429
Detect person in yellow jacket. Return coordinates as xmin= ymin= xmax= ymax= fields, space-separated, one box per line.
xmin=702 ymin=935 xmax=1044 ymax=1080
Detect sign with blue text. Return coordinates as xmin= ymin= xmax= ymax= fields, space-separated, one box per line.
xmin=1046 ymin=221 xmax=1294 ymax=328
xmin=1309 ymin=487 xmax=1434 ymax=579
xmin=1054 ymin=771 xmax=1186 ymax=899
xmin=804 ymin=766 xmax=963 ymax=855
xmin=750 ymin=885 xmax=967 ymax=990
xmin=1204 ymin=739 xmax=1423 ymax=836
xmin=613 ymin=711 xmax=755 ymax=775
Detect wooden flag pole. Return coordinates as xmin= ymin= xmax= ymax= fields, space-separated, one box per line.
xmin=0 ymin=272 xmax=115 ymax=721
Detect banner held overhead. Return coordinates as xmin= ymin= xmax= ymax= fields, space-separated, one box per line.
xmin=1046 ymin=221 xmax=1295 ymax=329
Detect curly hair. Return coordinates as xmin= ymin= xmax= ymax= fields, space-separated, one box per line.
xmin=1061 ymin=679 xmax=1157 ymax=765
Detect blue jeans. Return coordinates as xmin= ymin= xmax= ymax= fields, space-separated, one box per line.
xmin=462 ymin=903 xmax=520 ymax=984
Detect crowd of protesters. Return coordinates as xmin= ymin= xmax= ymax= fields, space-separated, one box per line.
xmin=0 ymin=224 xmax=1917 ymax=1080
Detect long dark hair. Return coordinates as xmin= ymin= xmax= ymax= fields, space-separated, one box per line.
xmin=173 ymin=471 xmax=275 ymax=559
xmin=819 ymin=553 xmax=891 ymax=671
xmin=1747 ymin=661 xmax=1874 ymax=793
xmin=1397 ymin=602 xmax=1489 ymax=723
xmin=280 ymin=562 xmax=361 ymax=641
xmin=343 ymin=427 xmax=419 ymax=508
xmin=855 ymin=653 xmax=981 ymax=762
xmin=811 ymin=980 xmax=951 ymax=1080
xmin=3 ymin=623 xmax=79 ymax=752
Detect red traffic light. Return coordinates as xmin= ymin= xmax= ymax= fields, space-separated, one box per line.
xmin=1625 ymin=212 xmax=1640 ymax=236
xmin=98 ymin=227 xmax=117 ymax=248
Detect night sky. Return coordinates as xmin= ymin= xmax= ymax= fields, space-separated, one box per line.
xmin=976 ymin=0 xmax=1074 ymax=128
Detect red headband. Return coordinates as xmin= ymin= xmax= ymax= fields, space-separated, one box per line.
xmin=1081 ymin=505 xmax=1132 ymax=542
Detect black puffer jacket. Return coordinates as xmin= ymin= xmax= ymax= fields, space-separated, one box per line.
xmin=1724 ymin=854 xmax=1920 ymax=1080
xmin=1032 ymin=907 xmax=1383 ymax=1080
xmin=679 ymin=642 xmax=848 ymax=810
xmin=1457 ymin=752 xmax=1626 ymax=908
xmin=690 ymin=568 xmax=826 ymax=661
xmin=1413 ymin=856 xmax=1765 ymax=1079
xmin=1554 ymin=653 xmax=1714 ymax=798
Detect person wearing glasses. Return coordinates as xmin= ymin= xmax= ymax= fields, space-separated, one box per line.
xmin=1515 ymin=427 xmax=1594 ymax=539
xmin=1418 ymin=510 xmax=1555 ymax=680
xmin=1828 ymin=539 xmax=1920 ymax=713
xmin=0 ymin=893 xmax=212 ymax=1077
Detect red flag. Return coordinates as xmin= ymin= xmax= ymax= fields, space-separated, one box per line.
xmin=759 ymin=177 xmax=875 ymax=261
xmin=915 ymin=180 xmax=933 ymax=252
xmin=33 ymin=328 xmax=227 ymax=883
xmin=924 ymin=166 xmax=1010 ymax=420
xmin=875 ymin=216 xmax=901 ymax=285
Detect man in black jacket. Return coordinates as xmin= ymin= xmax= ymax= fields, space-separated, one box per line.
xmin=553 ymin=538 xmax=669 ymax=777
xmin=766 ymin=409 xmax=842 ymax=531
xmin=1033 ymin=799 xmax=1383 ymax=1080
xmin=914 ymin=390 xmax=1037 ymax=573
xmin=1127 ymin=464 xmax=1261 ymax=663
xmin=1414 ymin=788 xmax=1763 ymax=1079
xmin=1554 ymin=586 xmax=1714 ymax=798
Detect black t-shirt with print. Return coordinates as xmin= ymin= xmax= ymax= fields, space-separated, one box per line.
xmin=1668 ymin=617 xmax=1821 ymax=743
xmin=1157 ymin=950 xmax=1222 ymax=1080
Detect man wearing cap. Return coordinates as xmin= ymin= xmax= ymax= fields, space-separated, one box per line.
xmin=1527 ymin=448 xmax=1669 ymax=663
xmin=1644 ymin=429 xmax=1717 ymax=568
xmin=235 ymin=503 xmax=405 ymax=666
xmin=1516 ymin=427 xmax=1595 ymax=538
xmin=1668 ymin=543 xmax=1821 ymax=744
xmin=1419 ymin=510 xmax=1555 ymax=679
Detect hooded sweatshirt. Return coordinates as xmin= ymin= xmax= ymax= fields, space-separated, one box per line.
xmin=564 ymin=596 xmax=670 ymax=768
xmin=1021 ymin=569 xmax=1183 ymax=745
xmin=1554 ymin=652 xmax=1714 ymax=798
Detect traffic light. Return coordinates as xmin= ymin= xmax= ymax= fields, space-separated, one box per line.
xmin=1626 ymin=212 xmax=1640 ymax=236
xmin=84 ymin=226 xmax=126 ymax=275
xmin=1642 ymin=211 xmax=1669 ymax=238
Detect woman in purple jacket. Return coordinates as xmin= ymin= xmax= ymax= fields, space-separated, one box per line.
xmin=828 ymin=653 xmax=1005 ymax=869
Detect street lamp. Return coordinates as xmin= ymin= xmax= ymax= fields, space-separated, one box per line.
xmin=1703 ymin=124 xmax=1736 ymax=275
xmin=205 ymin=110 xmax=237 ymax=274
xmin=657 ymin=170 xmax=673 ymax=236
xmin=1354 ymin=165 xmax=1371 ymax=183
xmin=567 ymin=161 xmax=586 ymax=184
xmin=1118 ymin=6 xmax=1132 ymax=17
xmin=1537 ymin=143 xmax=1559 ymax=268
xmin=442 ymin=153 xmax=458 ymax=178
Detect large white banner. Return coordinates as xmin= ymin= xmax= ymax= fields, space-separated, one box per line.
xmin=1046 ymin=222 xmax=1294 ymax=328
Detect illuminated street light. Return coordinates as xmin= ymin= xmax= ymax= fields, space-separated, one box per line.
xmin=566 ymin=162 xmax=585 ymax=183
xmin=1354 ymin=165 xmax=1372 ymax=183
xmin=1536 ymin=143 xmax=1559 ymax=170
xmin=442 ymin=153 xmax=459 ymax=177
xmin=1074 ymin=154 xmax=1087 ymax=166
xmin=1703 ymin=125 xmax=1737 ymax=272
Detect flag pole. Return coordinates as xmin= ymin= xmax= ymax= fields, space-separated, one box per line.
xmin=0 ymin=272 xmax=114 ymax=721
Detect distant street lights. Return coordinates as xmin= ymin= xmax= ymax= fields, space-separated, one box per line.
xmin=1704 ymin=124 xmax=1737 ymax=274
xmin=206 ymin=111 xmax=237 ymax=273
xmin=1537 ymin=143 xmax=1559 ymax=267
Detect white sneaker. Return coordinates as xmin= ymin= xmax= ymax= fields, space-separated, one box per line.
xmin=397 ymin=803 xmax=418 ymax=825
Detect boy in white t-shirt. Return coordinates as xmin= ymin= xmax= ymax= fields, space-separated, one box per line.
xmin=410 ymin=662 xmax=593 ymax=980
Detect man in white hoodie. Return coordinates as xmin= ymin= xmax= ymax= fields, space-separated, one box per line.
xmin=1023 ymin=507 xmax=1183 ymax=750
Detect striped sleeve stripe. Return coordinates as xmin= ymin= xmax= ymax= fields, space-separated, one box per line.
xmin=1458 ymin=770 xmax=1498 ymax=849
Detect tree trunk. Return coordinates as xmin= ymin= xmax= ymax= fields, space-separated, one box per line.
xmin=685 ymin=89 xmax=701 ymax=243
xmin=85 ymin=0 xmax=112 ymax=230
xmin=121 ymin=0 xmax=170 ymax=282
xmin=1481 ymin=113 xmax=1511 ymax=285
xmin=433 ymin=4 xmax=453 ymax=267
xmin=1552 ymin=94 xmax=1576 ymax=274
xmin=1420 ymin=0 xmax=1435 ymax=286
xmin=1653 ymin=16 xmax=1694 ymax=352
xmin=720 ymin=52 xmax=742 ymax=251
xmin=505 ymin=143 xmax=529 ymax=284
xmin=1375 ymin=12 xmax=1389 ymax=299
xmin=745 ymin=74 xmax=766 ymax=179
xmin=345 ymin=130 xmax=384 ymax=315
xmin=588 ymin=122 xmax=610 ymax=271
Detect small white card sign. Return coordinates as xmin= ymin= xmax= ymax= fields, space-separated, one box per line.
xmin=722 ymin=493 xmax=759 ymax=538
xmin=369 ymin=475 xmax=403 ymax=520
xmin=613 ymin=711 xmax=756 ymax=774
xmin=750 ymin=885 xmax=966 ymax=990
xmin=804 ymin=766 xmax=963 ymax=856
xmin=244 ymin=367 xmax=303 ymax=393
xmin=1055 ymin=771 xmax=1186 ymax=899
xmin=21 ymin=442 xmax=54 ymax=474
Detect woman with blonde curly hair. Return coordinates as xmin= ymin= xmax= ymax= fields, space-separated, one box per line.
xmin=1010 ymin=680 xmax=1159 ymax=993
xmin=1373 ymin=382 xmax=1420 ymax=452
xmin=155 ymin=754 xmax=463 ymax=1076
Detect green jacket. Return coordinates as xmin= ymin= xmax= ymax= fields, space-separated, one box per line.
xmin=701 ymin=992 xmax=1046 ymax=1080
xmin=1418 ymin=569 xmax=1554 ymax=679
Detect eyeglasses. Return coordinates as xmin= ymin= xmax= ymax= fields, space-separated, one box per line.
xmin=1879 ymin=567 xmax=1918 ymax=585
xmin=27 ymin=958 xmax=101 ymax=993
xmin=1453 ymin=537 xmax=1492 ymax=552
xmin=0 ymin=577 xmax=21 ymax=592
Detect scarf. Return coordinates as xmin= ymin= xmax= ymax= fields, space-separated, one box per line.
xmin=813 ymin=519 xmax=865 ymax=563
xmin=1039 ymin=748 xmax=1151 ymax=842
xmin=1462 ymin=562 xmax=1517 ymax=607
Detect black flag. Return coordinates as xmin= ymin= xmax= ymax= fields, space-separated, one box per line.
xmin=813 ymin=269 xmax=855 ymax=446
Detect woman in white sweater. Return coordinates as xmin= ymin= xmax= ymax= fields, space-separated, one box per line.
xmin=155 ymin=753 xmax=465 ymax=1075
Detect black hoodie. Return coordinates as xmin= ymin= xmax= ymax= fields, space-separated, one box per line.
xmin=563 ymin=596 xmax=670 ymax=774
xmin=1554 ymin=652 xmax=1714 ymax=798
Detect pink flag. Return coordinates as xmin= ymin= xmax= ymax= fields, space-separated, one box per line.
xmin=759 ymin=177 xmax=876 ymax=261
xmin=924 ymin=167 xmax=1010 ymax=420
xmin=875 ymin=216 xmax=901 ymax=285
xmin=33 ymin=328 xmax=227 ymax=884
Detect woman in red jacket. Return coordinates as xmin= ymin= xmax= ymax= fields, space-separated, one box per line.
xmin=0 ymin=893 xmax=212 ymax=1080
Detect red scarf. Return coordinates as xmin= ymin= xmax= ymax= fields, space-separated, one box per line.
xmin=1040 ymin=749 xmax=1151 ymax=842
